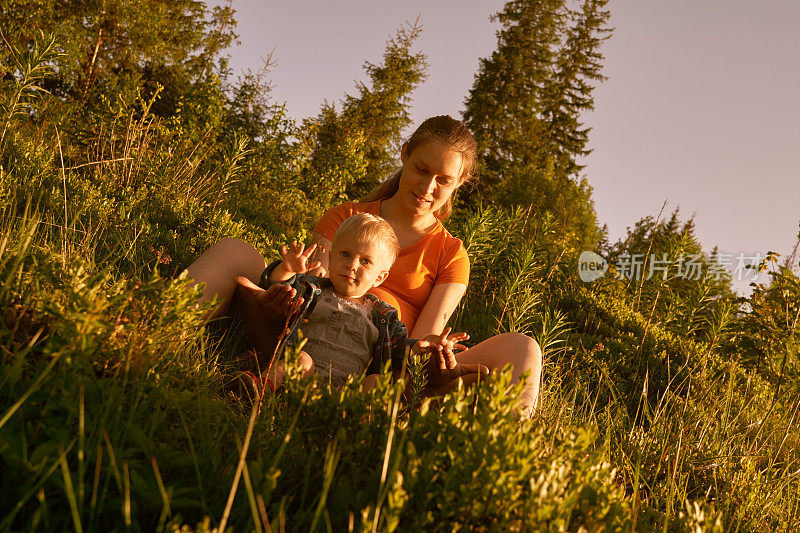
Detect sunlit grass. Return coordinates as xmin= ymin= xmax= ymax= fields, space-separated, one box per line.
xmin=1 ymin=37 xmax=798 ymax=531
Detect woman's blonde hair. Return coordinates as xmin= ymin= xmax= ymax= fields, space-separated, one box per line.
xmin=363 ymin=115 xmax=477 ymax=221
xmin=332 ymin=213 xmax=400 ymax=269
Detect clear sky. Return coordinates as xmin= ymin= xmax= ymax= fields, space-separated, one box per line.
xmin=211 ymin=0 xmax=799 ymax=294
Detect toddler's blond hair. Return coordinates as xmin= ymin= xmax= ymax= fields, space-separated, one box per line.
xmin=332 ymin=213 xmax=400 ymax=269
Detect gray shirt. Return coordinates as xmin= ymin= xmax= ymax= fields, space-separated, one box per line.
xmin=299 ymin=287 xmax=380 ymax=388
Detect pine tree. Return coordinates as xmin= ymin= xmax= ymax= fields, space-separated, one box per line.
xmin=462 ymin=0 xmax=610 ymax=249
xmin=304 ymin=20 xmax=428 ymax=201
xmin=1 ymin=0 xmax=236 ymax=110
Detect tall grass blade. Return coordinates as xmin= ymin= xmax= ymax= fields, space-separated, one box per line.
xmin=0 ymin=331 xmax=55 ymax=431
xmin=309 ymin=439 xmax=341 ymax=533
xmin=0 ymin=439 xmax=75 ymax=530
xmin=58 ymin=446 xmax=84 ymax=533
xmin=123 ymin=462 xmax=131 ymax=527
xmin=151 ymin=457 xmax=171 ymax=532
xmin=218 ymin=405 xmax=260 ymax=532
xmin=235 ymin=434 xmax=263 ymax=533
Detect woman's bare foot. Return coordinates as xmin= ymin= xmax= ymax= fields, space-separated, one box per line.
xmin=230 ymin=277 xmax=303 ymax=355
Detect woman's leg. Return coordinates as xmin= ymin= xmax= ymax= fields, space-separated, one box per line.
xmin=184 ymin=238 xmax=300 ymax=354
xmin=184 ymin=238 xmax=267 ymax=320
xmin=456 ymin=332 xmax=542 ymax=417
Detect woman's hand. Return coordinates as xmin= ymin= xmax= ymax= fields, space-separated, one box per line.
xmin=232 ymin=276 xmax=302 ymax=355
xmin=235 ymin=277 xmax=302 ymax=315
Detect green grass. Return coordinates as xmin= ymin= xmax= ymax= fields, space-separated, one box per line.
xmin=3 ymin=184 xmax=796 ymax=531
xmin=1 ymin=38 xmax=799 ymax=531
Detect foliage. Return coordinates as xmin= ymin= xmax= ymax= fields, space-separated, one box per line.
xmin=303 ymin=20 xmax=428 ymax=202
xmin=462 ymin=0 xmax=611 ymax=250
xmin=1 ymin=6 xmax=800 ymax=532
xmin=726 ymin=243 xmax=800 ymax=386
xmin=449 ymin=204 xmax=567 ymax=343
xmin=1 ymin=0 xmax=236 ymax=107
xmin=596 ymin=208 xmax=737 ymax=345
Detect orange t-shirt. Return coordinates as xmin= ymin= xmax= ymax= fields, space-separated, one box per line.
xmin=314 ymin=200 xmax=470 ymax=332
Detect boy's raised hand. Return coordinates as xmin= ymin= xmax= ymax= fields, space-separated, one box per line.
xmin=280 ymin=242 xmax=321 ymax=275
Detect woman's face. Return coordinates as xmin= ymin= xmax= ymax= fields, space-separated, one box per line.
xmin=397 ymin=141 xmax=464 ymax=218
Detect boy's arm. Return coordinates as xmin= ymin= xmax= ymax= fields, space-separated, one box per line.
xmin=362 ymin=305 xmax=416 ymax=381
xmin=260 ymin=260 xmax=294 ymax=288
xmin=361 ymin=332 xmax=408 ymax=392
xmin=267 ymin=262 xmax=296 ymax=283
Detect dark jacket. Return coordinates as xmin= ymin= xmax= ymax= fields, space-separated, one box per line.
xmin=259 ymin=261 xmax=416 ymax=376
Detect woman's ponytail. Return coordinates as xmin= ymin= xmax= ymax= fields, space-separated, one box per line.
xmin=363 ymin=169 xmax=402 ymax=203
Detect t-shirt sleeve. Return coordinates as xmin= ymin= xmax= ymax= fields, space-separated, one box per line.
xmin=435 ymin=240 xmax=470 ymax=285
xmin=313 ymin=202 xmax=356 ymax=242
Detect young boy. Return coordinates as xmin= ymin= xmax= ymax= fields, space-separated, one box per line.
xmin=233 ymin=213 xmax=467 ymax=399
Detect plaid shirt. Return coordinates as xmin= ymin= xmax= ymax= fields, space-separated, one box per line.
xmin=260 ymin=261 xmax=415 ymax=376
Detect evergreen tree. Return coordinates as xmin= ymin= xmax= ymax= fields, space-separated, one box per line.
xmin=304 ymin=21 xmax=428 ymax=201
xmin=462 ymin=0 xmax=610 ymax=249
xmin=1 ymin=0 xmax=236 ymax=112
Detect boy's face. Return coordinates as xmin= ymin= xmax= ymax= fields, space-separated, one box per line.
xmin=328 ymin=233 xmax=391 ymax=301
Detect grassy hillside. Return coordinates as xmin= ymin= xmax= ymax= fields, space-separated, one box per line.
xmin=1 ymin=30 xmax=799 ymax=532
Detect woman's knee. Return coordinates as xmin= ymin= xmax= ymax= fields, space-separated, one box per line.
xmin=213 ymin=237 xmax=254 ymax=252
xmin=183 ymin=238 xmax=267 ymax=315
xmin=500 ymin=333 xmax=541 ymax=414
xmin=495 ymin=332 xmax=542 ymax=370
xmin=211 ymin=238 xmax=266 ymax=281
xmin=187 ymin=238 xmax=266 ymax=285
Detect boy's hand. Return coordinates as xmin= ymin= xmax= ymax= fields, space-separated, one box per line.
xmin=412 ymin=328 xmax=486 ymax=393
xmin=281 ymin=242 xmax=320 ymax=274
xmin=270 ymin=242 xmax=321 ymax=282
xmin=414 ymin=327 xmax=469 ymax=357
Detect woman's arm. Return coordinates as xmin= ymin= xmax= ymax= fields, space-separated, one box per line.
xmin=409 ymin=283 xmax=467 ymax=339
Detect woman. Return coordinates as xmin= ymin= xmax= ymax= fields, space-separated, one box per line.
xmin=186 ymin=116 xmax=542 ymax=415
